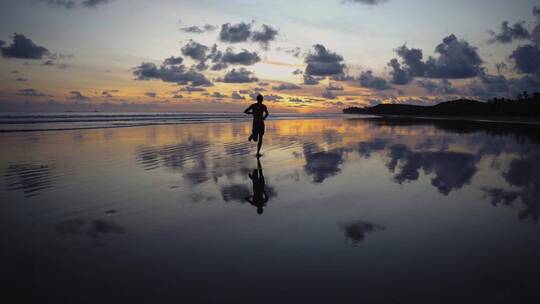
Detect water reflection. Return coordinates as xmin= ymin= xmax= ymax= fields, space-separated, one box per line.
xmin=303 ymin=143 xmax=344 ymax=183
xmin=55 ymin=218 xmax=125 ymax=239
xmin=245 ymin=158 xmax=269 ymax=214
xmin=339 ymin=220 xmax=385 ymax=245
xmin=4 ymin=163 xmax=54 ymax=197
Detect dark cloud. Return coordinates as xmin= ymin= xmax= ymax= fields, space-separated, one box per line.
xmin=15 ymin=78 xmax=28 ymax=82
xmin=250 ymin=93 xmax=282 ymax=101
xmin=219 ymin=22 xmax=253 ymax=43
xmin=292 ymin=68 xmax=303 ymax=75
xmin=211 ymin=92 xmax=228 ymax=99
xmin=231 ymin=91 xmax=245 ymax=100
xmin=388 ymin=35 xmax=483 ymax=84
xmin=163 ymin=56 xmax=183 ymax=65
xmin=343 ymin=0 xmax=389 ymax=5
xmin=221 ymin=48 xmax=260 ymax=65
xmin=181 ymin=24 xmax=216 ymax=33
xmin=67 ymin=91 xmax=90 ymax=102
xmin=303 ymin=74 xmax=322 ymax=85
xmin=489 ymin=21 xmax=531 ymax=44
xmin=101 ymin=90 xmax=113 ymax=98
xmin=133 ymin=60 xmax=212 ymax=87
xmin=305 ymin=44 xmax=346 ymax=76
xmin=173 ymin=94 xmax=183 ymax=99
xmin=416 ymin=79 xmax=460 ymax=95
xmin=482 ymin=188 xmax=520 ymax=207
xmin=326 ymin=83 xmax=344 ymax=90
xmin=40 ymin=0 xmax=113 ymax=9
xmin=322 ymin=90 xmax=337 ymax=99
xmin=180 ymin=86 xmax=206 ymax=92
xmin=16 ymin=88 xmax=45 ymax=97
xmin=181 ymin=40 xmax=209 ymax=61
xmin=251 ymin=24 xmax=278 ymax=49
xmin=359 ymin=70 xmax=391 ymax=90
xmin=0 ymin=33 xmax=49 ymax=59
xmin=425 ymin=34 xmax=483 ymax=78
xmin=510 ymin=44 xmax=540 ymax=76
xmin=387 ymin=58 xmax=412 ymax=85
xmin=272 ymin=83 xmax=301 ymax=90
xmin=217 ymin=68 xmax=258 ymax=83
xmin=144 ymin=92 xmax=157 ymax=98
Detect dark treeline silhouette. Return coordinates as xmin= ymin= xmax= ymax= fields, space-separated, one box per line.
xmin=343 ymin=92 xmax=540 ymax=117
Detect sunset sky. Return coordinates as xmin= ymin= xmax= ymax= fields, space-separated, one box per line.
xmin=1 ymin=0 xmax=539 ymax=112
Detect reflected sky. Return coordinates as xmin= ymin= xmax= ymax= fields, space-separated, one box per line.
xmin=1 ymin=117 xmax=540 ymax=302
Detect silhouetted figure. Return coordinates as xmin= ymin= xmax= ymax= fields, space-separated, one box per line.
xmin=244 ymin=94 xmax=269 ymax=157
xmin=245 ymin=158 xmax=268 ymax=214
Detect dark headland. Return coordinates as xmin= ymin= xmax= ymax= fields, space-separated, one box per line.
xmin=343 ymin=92 xmax=540 ymax=122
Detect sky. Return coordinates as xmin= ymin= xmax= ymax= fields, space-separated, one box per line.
xmin=0 ymin=0 xmax=539 ymax=113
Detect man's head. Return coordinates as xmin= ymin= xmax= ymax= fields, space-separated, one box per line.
xmin=256 ymin=94 xmax=264 ymax=103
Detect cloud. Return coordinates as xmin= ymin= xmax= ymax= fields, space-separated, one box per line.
xmin=292 ymin=68 xmax=303 ymax=75
xmin=387 ymin=58 xmax=412 ymax=85
xmin=67 ymin=91 xmax=90 ymax=101
xmin=211 ymin=92 xmax=228 ymax=99
xmin=0 ymin=33 xmax=49 ymax=59
xmin=303 ymin=74 xmax=322 ymax=85
xmin=305 ymin=44 xmax=346 ymax=76
xmin=181 ymin=40 xmax=209 ymax=61
xmin=272 ymin=83 xmax=301 ymax=90
xmin=15 ymin=78 xmax=28 ymax=82
xmin=217 ymin=68 xmax=258 ymax=83
xmin=221 ymin=48 xmax=260 ymax=65
xmin=425 ymin=34 xmax=483 ymax=78
xmin=326 ymin=83 xmax=344 ymax=90
xmin=231 ymin=91 xmax=245 ymax=100
xmin=358 ymin=70 xmax=391 ymax=90
xmin=144 ymin=92 xmax=157 ymax=98
xmin=181 ymin=24 xmax=217 ymax=33
xmin=489 ymin=21 xmax=531 ymax=44
xmin=387 ymin=35 xmax=483 ymax=84
xmin=133 ymin=59 xmax=212 ymax=87
xmin=322 ymin=90 xmax=337 ymax=99
xmin=343 ymin=0 xmax=389 ymax=5
xmin=218 ymin=22 xmax=278 ymax=48
xmin=251 ymin=24 xmax=278 ymax=49
xmin=163 ymin=56 xmax=183 ymax=65
xmin=16 ymin=88 xmax=45 ymax=97
xmin=510 ymin=44 xmax=540 ymax=76
xmin=179 ymin=86 xmax=206 ymax=92
xmin=39 ymin=0 xmax=113 ymax=9
xmin=416 ymin=79 xmax=459 ymax=95
xmin=219 ymin=22 xmax=253 ymax=43
xmin=250 ymin=93 xmax=282 ymax=101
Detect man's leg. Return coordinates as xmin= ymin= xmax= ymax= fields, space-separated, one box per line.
xmin=257 ymin=134 xmax=263 ymax=156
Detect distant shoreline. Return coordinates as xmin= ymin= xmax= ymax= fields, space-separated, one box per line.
xmin=346 ymin=114 xmax=540 ymax=126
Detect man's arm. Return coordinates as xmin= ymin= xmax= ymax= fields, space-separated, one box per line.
xmin=263 ymin=106 xmax=269 ymax=119
xmin=244 ymin=104 xmax=254 ymax=114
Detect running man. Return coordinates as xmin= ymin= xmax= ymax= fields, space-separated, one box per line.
xmin=244 ymin=94 xmax=269 ymax=157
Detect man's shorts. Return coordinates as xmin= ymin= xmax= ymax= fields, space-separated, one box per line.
xmin=251 ymin=120 xmax=265 ymax=141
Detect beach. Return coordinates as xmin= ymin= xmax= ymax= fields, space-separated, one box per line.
xmin=2 ymin=116 xmax=540 ymax=303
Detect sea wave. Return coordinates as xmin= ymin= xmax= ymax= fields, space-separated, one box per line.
xmin=0 ymin=112 xmax=345 ymax=132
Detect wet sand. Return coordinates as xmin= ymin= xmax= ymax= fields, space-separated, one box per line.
xmin=1 ymin=117 xmax=540 ymax=303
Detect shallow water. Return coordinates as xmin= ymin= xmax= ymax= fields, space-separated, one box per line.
xmin=1 ymin=117 xmax=540 ymax=303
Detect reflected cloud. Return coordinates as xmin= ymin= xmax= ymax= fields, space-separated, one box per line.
xmin=4 ymin=163 xmax=55 ymax=197
xmin=303 ymin=143 xmax=344 ymax=183
xmin=504 ymin=151 xmax=540 ymax=222
xmin=387 ymin=144 xmax=477 ymax=195
xmin=55 ymin=218 xmax=125 ymax=239
xmin=339 ymin=220 xmax=385 ymax=245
